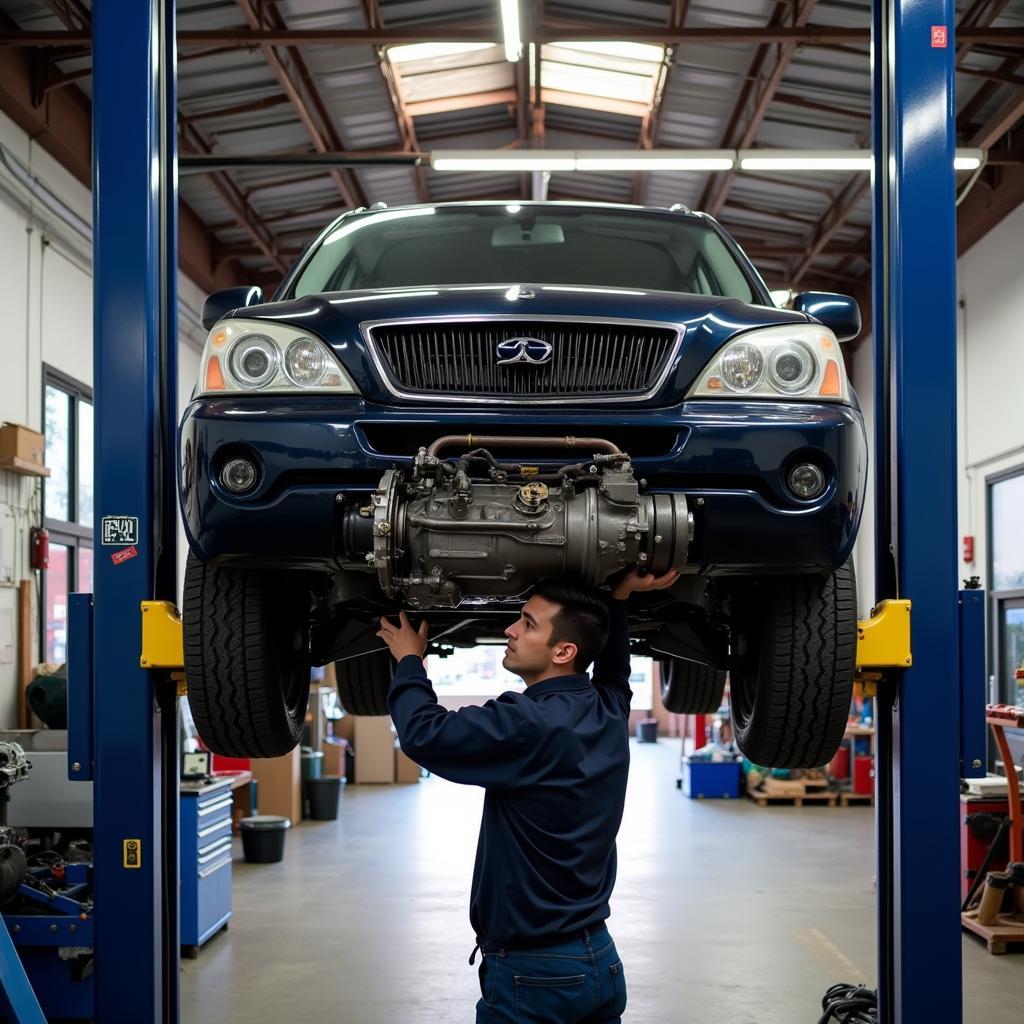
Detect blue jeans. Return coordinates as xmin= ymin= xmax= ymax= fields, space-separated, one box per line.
xmin=474 ymin=926 xmax=627 ymax=1023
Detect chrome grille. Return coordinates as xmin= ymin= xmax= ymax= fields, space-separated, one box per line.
xmin=367 ymin=319 xmax=679 ymax=401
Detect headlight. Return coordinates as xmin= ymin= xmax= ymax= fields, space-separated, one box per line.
xmin=197 ymin=318 xmax=359 ymax=397
xmin=687 ymin=323 xmax=850 ymax=402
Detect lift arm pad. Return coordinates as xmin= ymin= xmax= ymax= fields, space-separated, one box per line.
xmin=140 ymin=600 xmax=184 ymax=669
xmin=856 ymin=599 xmax=911 ymax=669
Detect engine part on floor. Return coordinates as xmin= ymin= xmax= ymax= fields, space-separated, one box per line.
xmin=340 ymin=438 xmax=692 ymax=607
xmin=817 ymin=983 xmax=877 ymax=1024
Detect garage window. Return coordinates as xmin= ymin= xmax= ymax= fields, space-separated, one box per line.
xmin=42 ymin=366 xmax=93 ymax=664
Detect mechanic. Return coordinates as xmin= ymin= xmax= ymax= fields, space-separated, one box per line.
xmin=376 ymin=566 xmax=679 ymax=1023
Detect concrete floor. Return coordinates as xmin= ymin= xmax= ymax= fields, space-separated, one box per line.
xmin=181 ymin=739 xmax=1024 ymax=1022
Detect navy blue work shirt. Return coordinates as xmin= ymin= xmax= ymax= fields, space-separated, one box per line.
xmin=388 ymin=598 xmax=632 ymax=946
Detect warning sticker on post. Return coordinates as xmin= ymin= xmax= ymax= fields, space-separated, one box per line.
xmin=123 ymin=838 xmax=142 ymax=869
xmin=101 ymin=516 xmax=139 ymax=546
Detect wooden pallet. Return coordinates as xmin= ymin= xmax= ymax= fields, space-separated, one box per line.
xmin=962 ymin=910 xmax=1024 ymax=955
xmin=840 ymin=791 xmax=873 ymax=806
xmin=748 ymin=789 xmax=838 ymax=808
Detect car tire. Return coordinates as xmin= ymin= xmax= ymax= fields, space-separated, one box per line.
xmin=335 ymin=651 xmax=393 ymax=716
xmin=729 ymin=560 xmax=857 ymax=769
xmin=183 ymin=552 xmax=311 ymax=758
xmin=659 ymin=658 xmax=727 ymax=714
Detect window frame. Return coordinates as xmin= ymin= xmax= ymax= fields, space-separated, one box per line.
xmin=41 ymin=365 xmax=94 ymax=663
xmin=985 ymin=466 xmax=1024 ymax=773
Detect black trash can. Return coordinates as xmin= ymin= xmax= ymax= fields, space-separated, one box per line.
xmin=636 ymin=717 xmax=659 ymax=743
xmin=306 ymin=776 xmax=343 ymax=821
xmin=300 ymin=749 xmax=324 ymax=782
xmin=239 ymin=815 xmax=291 ymax=864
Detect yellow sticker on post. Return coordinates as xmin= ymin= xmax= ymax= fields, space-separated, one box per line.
xmin=123 ymin=838 xmax=142 ymax=868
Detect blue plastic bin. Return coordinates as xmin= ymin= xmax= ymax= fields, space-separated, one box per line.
xmin=682 ymin=759 xmax=742 ymax=799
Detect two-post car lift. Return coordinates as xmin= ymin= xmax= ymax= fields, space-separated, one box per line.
xmin=0 ymin=1 xmax=987 ymax=1021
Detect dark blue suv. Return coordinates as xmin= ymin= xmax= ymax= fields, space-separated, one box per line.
xmin=179 ymin=201 xmax=866 ymax=768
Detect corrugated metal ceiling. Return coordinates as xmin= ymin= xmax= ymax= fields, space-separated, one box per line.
xmin=1 ymin=0 xmax=1022 ymax=293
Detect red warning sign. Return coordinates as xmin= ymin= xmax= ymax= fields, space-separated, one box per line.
xmin=111 ymin=546 xmax=138 ymax=565
xmin=931 ymin=25 xmax=948 ymax=48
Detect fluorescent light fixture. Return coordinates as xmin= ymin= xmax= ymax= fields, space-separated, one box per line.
xmin=954 ymin=148 xmax=984 ymax=171
xmin=501 ymin=0 xmax=522 ymax=63
xmin=431 ymin=151 xmax=576 ymax=172
xmin=740 ymin=150 xmax=873 ymax=171
xmin=432 ymin=150 xmax=733 ymax=172
xmin=740 ymin=148 xmax=986 ymax=172
xmin=575 ymin=150 xmax=734 ymax=172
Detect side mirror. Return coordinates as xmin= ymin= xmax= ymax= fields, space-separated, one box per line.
xmin=790 ymin=291 xmax=861 ymax=343
xmin=201 ymin=286 xmax=264 ymax=331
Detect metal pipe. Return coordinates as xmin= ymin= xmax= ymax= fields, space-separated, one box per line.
xmin=427 ymin=435 xmax=622 ymax=457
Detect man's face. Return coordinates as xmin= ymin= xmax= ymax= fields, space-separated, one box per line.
xmin=502 ymin=595 xmax=577 ymax=682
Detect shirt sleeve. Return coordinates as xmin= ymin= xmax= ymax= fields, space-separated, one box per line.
xmin=387 ymin=655 xmax=529 ymax=788
xmin=589 ymin=598 xmax=632 ymax=715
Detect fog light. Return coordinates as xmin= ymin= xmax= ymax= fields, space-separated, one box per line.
xmin=220 ymin=457 xmax=258 ymax=494
xmin=788 ymin=462 xmax=826 ymax=499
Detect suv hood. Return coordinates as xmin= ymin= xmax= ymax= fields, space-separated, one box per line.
xmin=226 ymin=284 xmax=812 ymax=404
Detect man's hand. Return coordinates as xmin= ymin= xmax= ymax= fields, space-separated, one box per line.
xmin=377 ymin=611 xmax=429 ymax=661
xmin=611 ymin=567 xmax=679 ymax=601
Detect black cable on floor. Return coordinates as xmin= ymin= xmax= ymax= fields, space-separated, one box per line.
xmin=817 ymin=982 xmax=878 ymax=1024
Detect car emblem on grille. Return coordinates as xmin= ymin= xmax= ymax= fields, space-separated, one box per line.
xmin=495 ymin=337 xmax=553 ymax=365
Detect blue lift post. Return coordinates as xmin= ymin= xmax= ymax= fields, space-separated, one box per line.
xmin=88 ymin=0 xmax=180 ymax=1020
xmin=872 ymin=3 xmax=984 ymax=1022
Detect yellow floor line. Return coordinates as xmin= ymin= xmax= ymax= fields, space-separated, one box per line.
xmin=792 ymin=927 xmax=870 ymax=984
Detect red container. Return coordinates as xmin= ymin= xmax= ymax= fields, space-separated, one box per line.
xmin=828 ymin=746 xmax=851 ymax=779
xmin=853 ymin=755 xmax=874 ymax=795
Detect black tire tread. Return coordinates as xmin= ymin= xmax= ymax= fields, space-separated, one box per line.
xmin=660 ymin=659 xmax=727 ymax=714
xmin=183 ymin=553 xmax=309 ymax=758
xmin=733 ymin=561 xmax=857 ymax=769
xmin=335 ymin=651 xmax=393 ymax=716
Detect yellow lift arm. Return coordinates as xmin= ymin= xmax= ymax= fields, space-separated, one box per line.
xmin=141 ymin=596 xmax=912 ymax=688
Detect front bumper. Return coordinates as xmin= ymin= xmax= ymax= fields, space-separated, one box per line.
xmin=178 ymin=397 xmax=866 ymax=575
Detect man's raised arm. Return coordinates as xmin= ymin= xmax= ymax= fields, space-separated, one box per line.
xmin=591 ymin=569 xmax=681 ymax=713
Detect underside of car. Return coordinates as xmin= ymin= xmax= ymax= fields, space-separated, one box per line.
xmin=183 ymin=429 xmax=858 ymax=771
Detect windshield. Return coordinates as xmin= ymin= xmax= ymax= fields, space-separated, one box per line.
xmin=287 ymin=205 xmax=760 ymax=302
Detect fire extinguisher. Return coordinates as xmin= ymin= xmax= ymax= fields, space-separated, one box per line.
xmin=30 ymin=527 xmax=49 ymax=570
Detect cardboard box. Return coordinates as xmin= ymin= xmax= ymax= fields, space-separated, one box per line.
xmin=251 ymin=748 xmax=301 ymax=822
xmin=321 ymin=738 xmax=349 ymax=778
xmin=0 ymin=423 xmax=45 ymax=467
xmin=395 ymin=744 xmax=422 ymax=784
xmin=353 ymin=716 xmax=395 ymax=784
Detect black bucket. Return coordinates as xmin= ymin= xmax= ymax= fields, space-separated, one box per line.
xmin=300 ymin=749 xmax=324 ymax=782
xmin=239 ymin=815 xmax=291 ymax=864
xmin=306 ymin=776 xmax=343 ymax=821
xmin=636 ymin=718 xmax=659 ymax=743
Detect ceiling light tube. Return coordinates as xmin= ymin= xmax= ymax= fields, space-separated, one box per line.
xmin=575 ymin=150 xmax=735 ymax=171
xmin=953 ymin=148 xmax=984 ymax=171
xmin=501 ymin=0 xmax=522 ymax=63
xmin=740 ymin=150 xmax=873 ymax=171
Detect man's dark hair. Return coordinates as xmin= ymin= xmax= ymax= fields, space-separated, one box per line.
xmin=531 ymin=578 xmax=611 ymax=673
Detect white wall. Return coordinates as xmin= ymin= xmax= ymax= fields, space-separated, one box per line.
xmin=956 ymin=201 xmax=1024 ymax=593
xmin=0 ymin=108 xmax=209 ymax=728
xmin=848 ymin=200 xmax=1024 ymax=645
